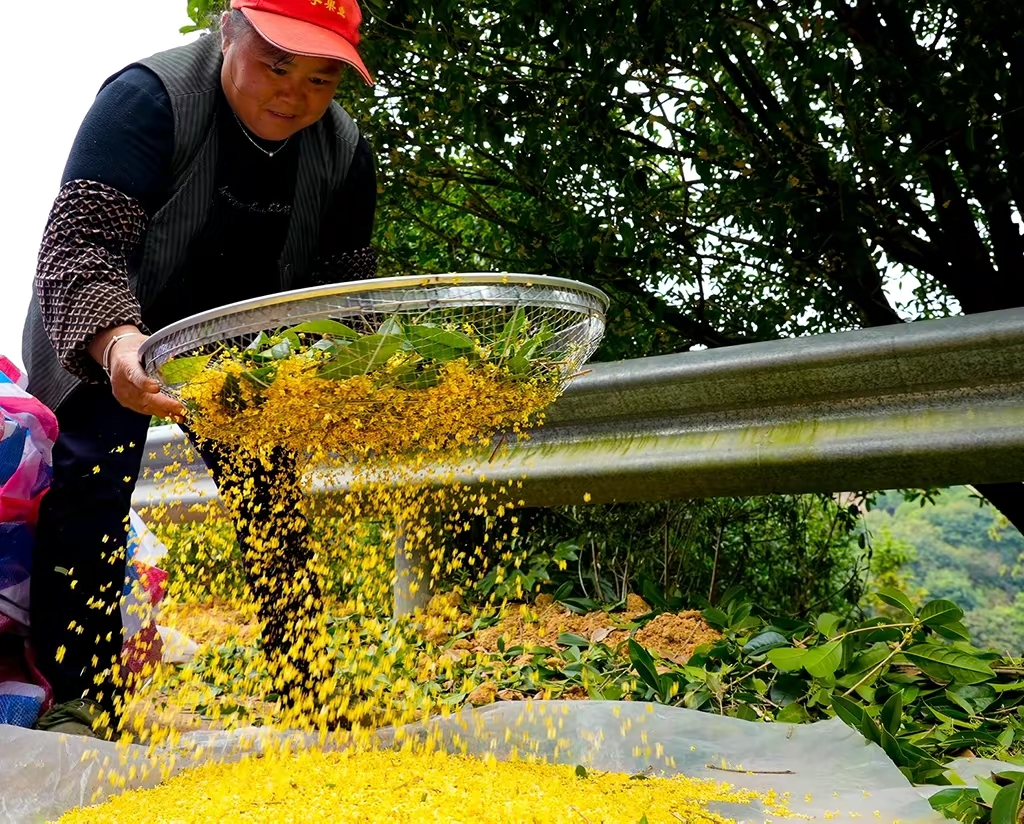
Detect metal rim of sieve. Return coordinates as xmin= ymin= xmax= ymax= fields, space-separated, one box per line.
xmin=139 ymin=272 xmax=609 ymax=390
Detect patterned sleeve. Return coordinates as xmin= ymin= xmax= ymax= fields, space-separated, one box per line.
xmin=35 ymin=179 xmax=148 ymax=383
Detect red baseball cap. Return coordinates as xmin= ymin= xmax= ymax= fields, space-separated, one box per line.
xmin=230 ymin=0 xmax=373 ymax=85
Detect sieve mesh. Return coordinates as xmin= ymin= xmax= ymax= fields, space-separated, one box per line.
xmin=139 ymin=273 xmax=608 ymax=404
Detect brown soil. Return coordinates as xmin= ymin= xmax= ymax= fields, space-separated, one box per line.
xmin=634 ymin=611 xmax=722 ymax=664
xmin=147 ymin=593 xmax=719 ymax=728
xmin=471 ymin=593 xmax=718 ymax=663
xmin=160 ymin=594 xmax=720 ymax=667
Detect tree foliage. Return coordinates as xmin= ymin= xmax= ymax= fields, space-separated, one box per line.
xmin=310 ymin=0 xmax=1024 ymax=361
xmin=866 ymin=488 xmax=1024 ymax=652
xmin=472 ymin=494 xmax=868 ymax=617
xmin=185 ymin=0 xmax=1024 ymax=357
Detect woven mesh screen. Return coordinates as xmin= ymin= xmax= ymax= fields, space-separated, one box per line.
xmin=140 ymin=274 xmax=608 ymax=404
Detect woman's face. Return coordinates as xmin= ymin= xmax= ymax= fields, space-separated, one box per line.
xmin=221 ymin=25 xmax=345 ymax=141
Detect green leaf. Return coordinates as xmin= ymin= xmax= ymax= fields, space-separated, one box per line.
xmin=318 ymin=334 xmax=404 ymax=379
xmin=518 ymin=325 xmax=554 ymax=360
xmin=945 ymin=683 xmax=997 ymax=716
xmin=559 ymin=597 xmax=602 ymax=615
xmin=731 ymin=704 xmax=759 ymax=721
xmin=245 ymin=332 xmax=270 ymax=353
xmin=931 ymin=620 xmax=972 ymax=642
xmin=390 ymin=361 xmax=441 ymax=390
xmin=575 ymin=764 xmax=588 ymax=779
xmin=377 ymin=316 xmax=404 ymax=336
xmin=683 ymin=687 xmax=711 ymax=710
xmin=863 ymin=626 xmax=904 ymax=644
xmin=876 ymin=588 xmax=914 ymax=616
xmin=743 ymin=630 xmax=789 ymax=656
xmin=879 ymin=692 xmax=903 ymax=735
xmin=878 ymin=726 xmax=905 ymax=765
xmin=267 ymin=334 xmax=298 ymax=360
xmin=219 ymin=372 xmax=246 ymax=413
xmin=859 ymin=711 xmax=881 ymax=745
xmin=903 ymin=644 xmax=996 ymax=685
xmin=977 ymin=776 xmax=1002 ymax=806
xmin=848 ymin=644 xmax=891 ymax=675
xmin=991 ymin=777 xmax=1024 ymax=824
xmin=628 ymin=639 xmax=663 ymax=696
xmin=160 ymin=353 xmax=212 ymax=385
xmin=557 ymin=633 xmax=590 ymax=647
xmin=770 ymin=674 xmax=806 ymax=707
xmin=816 ymin=613 xmax=842 ymax=638
xmin=766 ymin=647 xmax=807 ymax=672
xmin=776 ymin=702 xmax=810 ymax=723
xmin=405 ymin=325 xmax=476 ymax=362
xmin=929 ymin=787 xmax=982 ymax=820
xmin=494 ymin=308 xmax=528 ymax=357
xmin=552 ymin=581 xmax=573 ymax=602
xmin=701 ymin=607 xmax=729 ymax=630
xmin=801 ymin=639 xmax=843 ymax=678
xmin=285 ymin=319 xmax=359 ymax=339
xmin=830 ymin=694 xmax=865 ymax=729
xmin=919 ymin=599 xmax=965 ymax=627
xmin=241 ymin=364 xmax=278 ymax=388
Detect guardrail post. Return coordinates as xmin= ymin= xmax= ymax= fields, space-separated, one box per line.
xmin=393 ymin=519 xmax=434 ymax=618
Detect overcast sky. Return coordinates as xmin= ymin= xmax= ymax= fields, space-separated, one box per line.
xmin=0 ymin=0 xmax=197 ymax=369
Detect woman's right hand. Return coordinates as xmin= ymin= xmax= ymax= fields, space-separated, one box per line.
xmin=90 ymin=326 xmax=185 ymax=421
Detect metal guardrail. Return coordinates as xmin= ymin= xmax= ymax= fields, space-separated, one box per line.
xmin=135 ymin=307 xmax=1024 ymax=515
xmin=135 ymin=307 xmax=1024 ymax=615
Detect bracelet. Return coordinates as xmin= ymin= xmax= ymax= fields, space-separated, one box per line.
xmin=101 ymin=333 xmax=142 ymax=377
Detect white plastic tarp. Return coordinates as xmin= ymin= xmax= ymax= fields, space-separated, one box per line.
xmin=0 ymin=701 xmax=944 ymax=823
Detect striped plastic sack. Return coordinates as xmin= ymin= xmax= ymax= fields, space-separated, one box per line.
xmin=0 ymin=356 xmax=56 ymax=636
xmin=0 ymin=355 xmax=174 ymax=721
xmin=0 ymin=356 xmax=58 ymax=725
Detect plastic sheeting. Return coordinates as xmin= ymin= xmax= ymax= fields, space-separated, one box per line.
xmin=1 ymin=701 xmax=943 ymax=823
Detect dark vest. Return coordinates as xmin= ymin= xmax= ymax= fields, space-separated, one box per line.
xmin=23 ymin=34 xmax=360 ymax=412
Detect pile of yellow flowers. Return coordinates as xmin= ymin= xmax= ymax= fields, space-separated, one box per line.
xmin=56 ymin=747 xmax=789 ymax=823
xmin=181 ymin=356 xmax=556 ymax=461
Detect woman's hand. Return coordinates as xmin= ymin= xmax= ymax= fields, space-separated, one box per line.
xmin=89 ymin=326 xmax=185 ymax=421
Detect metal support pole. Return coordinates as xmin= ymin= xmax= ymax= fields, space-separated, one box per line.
xmin=392 ymin=520 xmax=434 ymax=618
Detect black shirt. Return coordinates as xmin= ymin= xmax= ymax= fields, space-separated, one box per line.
xmin=61 ymin=66 xmax=376 ymax=330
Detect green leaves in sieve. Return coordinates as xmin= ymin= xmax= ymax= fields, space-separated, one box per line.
xmin=159 ymin=353 xmax=213 ymax=385
xmin=318 ymin=334 xmax=405 ymax=379
xmin=404 ymin=324 xmax=476 ymax=362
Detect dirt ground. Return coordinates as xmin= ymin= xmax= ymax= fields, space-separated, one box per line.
xmin=142 ymin=593 xmax=719 ymax=730
xmin=471 ymin=593 xmax=719 ymax=663
xmin=158 ymin=592 xmax=719 ymax=668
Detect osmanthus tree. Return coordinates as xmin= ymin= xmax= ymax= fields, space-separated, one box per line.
xmin=185 ymin=0 xmax=1024 ymax=527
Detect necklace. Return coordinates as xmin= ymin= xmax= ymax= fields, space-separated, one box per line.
xmin=232 ymin=111 xmax=290 ymax=158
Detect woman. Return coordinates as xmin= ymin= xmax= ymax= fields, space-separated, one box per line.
xmin=22 ymin=0 xmax=377 ymax=737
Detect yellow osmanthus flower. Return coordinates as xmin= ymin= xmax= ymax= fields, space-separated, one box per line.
xmin=57 ymin=748 xmax=784 ymax=823
xmin=80 ymin=321 xmax=644 ymax=813
xmin=181 ymin=355 xmax=555 ymax=462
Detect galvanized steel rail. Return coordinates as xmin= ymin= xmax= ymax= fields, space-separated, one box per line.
xmin=134 ymin=307 xmax=1024 ymax=516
